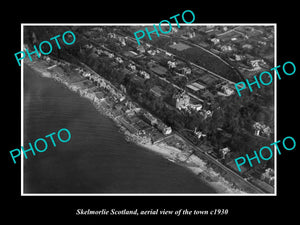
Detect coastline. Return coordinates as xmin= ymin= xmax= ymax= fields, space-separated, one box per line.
xmin=24 ymin=58 xmax=246 ymax=194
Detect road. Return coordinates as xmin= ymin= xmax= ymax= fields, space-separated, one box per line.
xmin=176 ymin=131 xmax=265 ymax=193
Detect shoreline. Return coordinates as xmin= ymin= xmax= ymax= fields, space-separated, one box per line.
xmin=24 ymin=58 xmax=246 ymax=194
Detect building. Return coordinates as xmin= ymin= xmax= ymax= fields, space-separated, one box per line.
xmin=44 ymin=56 xmax=51 ymax=62
xmin=157 ymin=122 xmax=172 ymax=135
xmin=103 ymin=50 xmax=114 ymax=58
xmin=181 ymin=67 xmax=192 ymax=75
xmin=190 ymin=103 xmax=202 ymax=111
xmin=234 ymin=54 xmax=244 ymax=61
xmin=167 ymin=60 xmax=176 ymax=69
xmin=253 ymin=122 xmax=271 ymax=137
xmin=137 ymin=45 xmax=145 ymax=53
xmin=142 ymin=112 xmax=158 ymax=126
xmin=128 ymin=63 xmax=136 ymax=71
xmin=139 ymin=70 xmax=150 ymax=79
xmin=176 ymin=92 xmax=190 ymax=110
xmin=194 ymin=128 xmax=206 ymax=139
xmin=261 ymin=168 xmax=274 ymax=185
xmin=220 ymin=147 xmax=230 ymax=159
xmin=119 ymin=37 xmax=126 ymax=46
xmin=147 ymin=50 xmax=156 ymax=56
xmin=211 ymin=38 xmax=220 ymax=45
xmin=82 ymin=72 xmax=92 ymax=79
xmin=115 ymin=57 xmax=123 ymax=63
xmin=220 ymin=45 xmax=233 ymax=52
xmin=165 ymin=51 xmax=172 ymax=57
xmin=221 ymin=84 xmax=234 ymax=96
xmin=147 ymin=49 xmax=160 ymax=56
xmin=171 ymin=27 xmax=178 ymax=33
xmin=108 ymin=32 xmax=117 ymax=39
xmin=204 ymin=110 xmax=212 ymax=119
xmin=117 ymin=93 xmax=126 ymax=102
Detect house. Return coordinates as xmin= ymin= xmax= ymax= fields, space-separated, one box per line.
xmin=139 ymin=70 xmax=150 ymax=79
xmin=108 ymin=32 xmax=117 ymax=38
xmin=220 ymin=45 xmax=232 ymax=52
xmin=84 ymin=44 xmax=93 ymax=49
xmin=194 ymin=128 xmax=206 ymax=139
xmin=234 ymin=54 xmax=244 ymax=61
xmin=186 ymin=31 xmax=196 ymax=38
xmin=115 ymin=57 xmax=123 ymax=63
xmin=44 ymin=56 xmax=51 ymax=62
xmin=181 ymin=67 xmax=192 ymax=75
xmin=250 ymin=60 xmax=261 ymax=69
xmin=137 ymin=45 xmax=145 ymax=53
xmin=171 ymin=27 xmax=178 ymax=33
xmin=190 ymin=103 xmax=202 ymax=111
xmin=142 ymin=112 xmax=158 ymax=126
xmin=211 ymin=38 xmax=220 ymax=45
xmin=204 ymin=110 xmax=212 ymax=119
xmin=128 ymin=63 xmax=136 ymax=71
xmin=119 ymin=37 xmax=126 ymax=46
xmin=117 ymin=93 xmax=126 ymax=102
xmin=167 ymin=61 xmax=176 ymax=69
xmin=103 ymin=50 xmax=114 ymax=58
xmin=220 ymin=147 xmax=230 ymax=159
xmin=120 ymin=84 xmax=127 ymax=93
xmin=253 ymin=122 xmax=271 ymax=137
xmin=147 ymin=49 xmax=160 ymax=56
xmin=261 ymin=168 xmax=274 ymax=185
xmin=221 ymin=85 xmax=234 ymax=96
xmin=96 ymin=49 xmax=104 ymax=55
xmin=176 ymin=92 xmax=190 ymax=110
xmin=147 ymin=50 xmax=156 ymax=56
xmin=157 ymin=122 xmax=172 ymax=135
xmin=82 ymin=72 xmax=92 ymax=79
xmin=165 ymin=51 xmax=172 ymax=57
xmin=258 ymin=41 xmax=267 ymax=46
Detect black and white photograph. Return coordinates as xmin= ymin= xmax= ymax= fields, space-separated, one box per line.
xmin=22 ymin=24 xmax=275 ymax=195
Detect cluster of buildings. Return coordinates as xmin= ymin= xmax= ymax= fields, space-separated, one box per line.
xmin=75 ymin=68 xmax=126 ymax=102
xmin=175 ymin=91 xmax=212 ymax=119
xmin=261 ymin=168 xmax=274 ymax=186
xmin=107 ymin=32 xmax=127 ymax=46
xmin=202 ymin=26 xmax=274 ymax=73
xmin=253 ymin=122 xmax=272 ymax=137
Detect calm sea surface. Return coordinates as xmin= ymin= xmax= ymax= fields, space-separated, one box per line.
xmin=24 ymin=65 xmax=215 ymax=193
